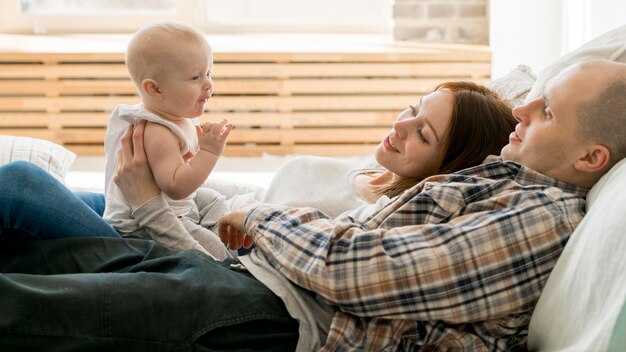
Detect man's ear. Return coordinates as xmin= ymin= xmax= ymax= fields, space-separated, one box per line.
xmin=141 ymin=79 xmax=162 ymax=99
xmin=575 ymin=144 xmax=611 ymax=173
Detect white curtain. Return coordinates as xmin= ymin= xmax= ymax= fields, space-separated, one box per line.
xmin=562 ymin=0 xmax=626 ymax=54
xmin=561 ymin=0 xmax=593 ymax=54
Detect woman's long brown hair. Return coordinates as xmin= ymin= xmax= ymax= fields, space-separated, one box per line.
xmin=376 ymin=81 xmax=516 ymax=198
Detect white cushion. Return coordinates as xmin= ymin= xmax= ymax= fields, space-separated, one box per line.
xmin=486 ymin=64 xmax=536 ymax=107
xmin=0 ymin=135 xmax=76 ymax=182
xmin=526 ymin=24 xmax=626 ymax=102
xmin=527 ymin=158 xmax=626 ymax=351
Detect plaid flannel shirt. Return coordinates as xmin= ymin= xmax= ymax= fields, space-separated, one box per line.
xmin=244 ymin=158 xmax=588 ymax=351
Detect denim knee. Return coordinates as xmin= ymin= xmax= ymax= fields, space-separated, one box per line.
xmin=0 ymin=161 xmax=47 ymax=202
xmin=0 ymin=161 xmax=44 ymax=184
xmin=75 ymin=192 xmax=106 ymax=216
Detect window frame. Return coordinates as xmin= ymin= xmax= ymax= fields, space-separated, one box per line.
xmin=0 ymin=0 xmax=390 ymax=35
xmin=196 ymin=0 xmax=390 ymax=34
xmin=0 ymin=0 xmax=198 ymax=34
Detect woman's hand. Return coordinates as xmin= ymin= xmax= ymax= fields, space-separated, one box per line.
xmin=217 ymin=211 xmax=255 ymax=250
xmin=114 ymin=119 xmax=161 ymax=209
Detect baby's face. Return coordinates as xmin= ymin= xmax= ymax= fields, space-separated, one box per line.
xmin=155 ymin=40 xmax=214 ymax=120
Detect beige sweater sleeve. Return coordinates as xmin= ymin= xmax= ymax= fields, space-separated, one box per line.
xmin=131 ymin=194 xmax=210 ymax=255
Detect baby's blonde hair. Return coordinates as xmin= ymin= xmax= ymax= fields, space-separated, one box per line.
xmin=126 ymin=22 xmax=210 ymax=88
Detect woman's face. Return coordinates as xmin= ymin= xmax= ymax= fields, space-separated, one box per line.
xmin=374 ymin=89 xmax=453 ymax=178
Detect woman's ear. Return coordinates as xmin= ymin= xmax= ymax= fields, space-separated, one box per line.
xmin=575 ymin=144 xmax=611 ymax=173
xmin=141 ymin=79 xmax=162 ymax=99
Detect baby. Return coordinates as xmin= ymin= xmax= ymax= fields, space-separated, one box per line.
xmin=103 ymin=22 xmax=233 ymax=260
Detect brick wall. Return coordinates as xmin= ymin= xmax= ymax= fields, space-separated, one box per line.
xmin=393 ymin=0 xmax=489 ymax=44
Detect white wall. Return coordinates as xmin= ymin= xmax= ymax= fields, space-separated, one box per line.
xmin=490 ymin=0 xmax=626 ymax=79
xmin=490 ymin=0 xmax=563 ymax=78
xmin=588 ymin=0 xmax=626 ymax=40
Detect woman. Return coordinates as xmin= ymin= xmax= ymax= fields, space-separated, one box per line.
xmin=258 ymin=81 xmax=515 ymax=218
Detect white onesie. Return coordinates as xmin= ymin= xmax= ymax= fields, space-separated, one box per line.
xmin=103 ymin=103 xmax=231 ymax=260
xmin=103 ymin=103 xmax=198 ymax=232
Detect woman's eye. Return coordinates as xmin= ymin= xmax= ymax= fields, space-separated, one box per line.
xmin=418 ymin=129 xmax=428 ymax=143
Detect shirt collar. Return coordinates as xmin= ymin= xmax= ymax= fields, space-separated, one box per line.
xmin=457 ymin=155 xmax=589 ymax=198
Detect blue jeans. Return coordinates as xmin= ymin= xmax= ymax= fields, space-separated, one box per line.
xmin=75 ymin=191 xmax=107 ymax=217
xmin=0 ymin=161 xmax=119 ymax=239
xmin=0 ymin=237 xmax=299 ymax=351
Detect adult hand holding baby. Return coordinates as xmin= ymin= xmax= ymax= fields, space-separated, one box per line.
xmin=114 ymin=119 xmax=161 ymax=210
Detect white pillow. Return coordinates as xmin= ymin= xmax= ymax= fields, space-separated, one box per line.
xmin=486 ymin=64 xmax=536 ymax=107
xmin=527 ymin=158 xmax=626 ymax=351
xmin=526 ymin=24 xmax=626 ymax=102
xmin=0 ymin=135 xmax=76 ymax=182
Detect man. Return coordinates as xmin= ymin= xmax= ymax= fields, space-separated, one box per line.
xmin=1 ymin=60 xmax=625 ymax=351
xmin=217 ymin=59 xmax=626 ymax=351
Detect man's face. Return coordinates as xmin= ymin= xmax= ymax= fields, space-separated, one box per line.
xmin=500 ymin=64 xmax=598 ymax=182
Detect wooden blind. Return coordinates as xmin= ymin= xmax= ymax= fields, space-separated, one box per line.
xmin=0 ymin=34 xmax=490 ymax=156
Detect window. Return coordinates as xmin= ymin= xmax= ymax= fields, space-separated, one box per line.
xmin=0 ymin=0 xmax=195 ymax=34
xmin=20 ymin=0 xmax=177 ymax=14
xmin=199 ymin=0 xmax=391 ymax=33
xmin=0 ymin=0 xmax=391 ymax=34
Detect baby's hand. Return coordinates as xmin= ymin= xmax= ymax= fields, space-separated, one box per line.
xmin=198 ymin=119 xmax=233 ymax=156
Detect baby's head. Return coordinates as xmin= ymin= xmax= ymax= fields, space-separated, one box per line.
xmin=126 ymin=22 xmax=214 ymax=120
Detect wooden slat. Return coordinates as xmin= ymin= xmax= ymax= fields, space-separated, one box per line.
xmin=66 ymin=144 xmax=106 ymax=155
xmin=0 ymin=128 xmax=57 ymax=140
xmin=0 ymin=77 xmax=490 ymax=96
xmin=0 ymin=64 xmax=129 ymax=79
xmin=204 ymin=111 xmax=396 ymax=127
xmin=67 ymin=143 xmax=378 ymax=157
xmin=218 ymin=77 xmax=490 ymax=94
xmin=43 ymin=127 xmax=389 ymax=145
xmin=0 ymin=112 xmax=110 ymax=127
xmin=209 ymin=95 xmax=418 ymax=111
xmin=223 ymin=144 xmax=377 ymax=157
xmin=0 ymin=80 xmax=136 ymax=95
xmin=0 ymin=111 xmax=396 ymax=128
xmin=0 ymin=62 xmax=490 ymax=79
xmin=215 ymin=62 xmax=491 ymax=78
xmin=229 ymin=128 xmax=389 ymax=144
xmin=0 ymin=95 xmax=419 ymax=111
